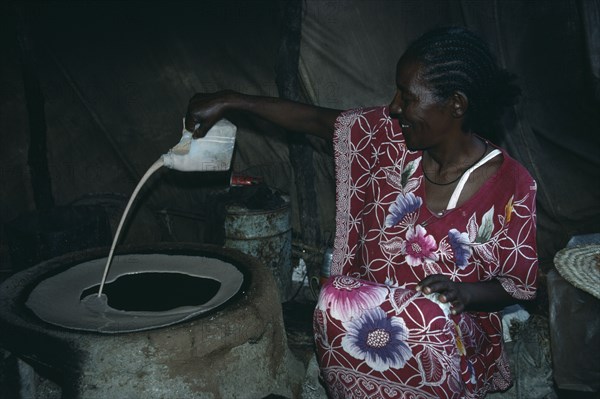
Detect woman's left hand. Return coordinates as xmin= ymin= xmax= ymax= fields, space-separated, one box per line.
xmin=416 ymin=274 xmax=470 ymax=315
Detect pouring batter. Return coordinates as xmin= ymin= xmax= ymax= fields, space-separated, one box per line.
xmin=185 ymin=27 xmax=538 ymax=398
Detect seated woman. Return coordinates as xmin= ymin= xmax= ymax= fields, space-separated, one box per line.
xmin=186 ymin=26 xmax=538 ymax=399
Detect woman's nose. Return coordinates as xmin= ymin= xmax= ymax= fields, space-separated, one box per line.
xmin=389 ymin=92 xmax=402 ymax=116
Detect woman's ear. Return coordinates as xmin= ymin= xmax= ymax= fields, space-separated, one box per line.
xmin=450 ymin=91 xmax=468 ymax=118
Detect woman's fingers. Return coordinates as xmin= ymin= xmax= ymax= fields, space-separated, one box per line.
xmin=451 ymin=301 xmax=465 ymax=315
xmin=416 ymin=274 xmax=448 ymax=291
xmin=418 ymin=275 xmax=452 ymax=295
xmin=417 ymin=274 xmax=467 ymax=314
xmin=185 ymin=91 xmax=233 ymax=137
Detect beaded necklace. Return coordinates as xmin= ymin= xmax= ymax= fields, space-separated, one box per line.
xmin=422 ymin=140 xmax=488 ymax=186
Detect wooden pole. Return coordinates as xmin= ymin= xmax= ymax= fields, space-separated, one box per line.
xmin=276 ymin=0 xmax=322 ymax=247
xmin=14 ymin=3 xmax=54 ymax=212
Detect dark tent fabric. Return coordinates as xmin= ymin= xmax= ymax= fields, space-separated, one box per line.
xmin=299 ymin=0 xmax=600 ymax=269
xmin=0 ymin=1 xmax=293 ymax=257
xmin=1 ymin=0 xmax=598 ymax=276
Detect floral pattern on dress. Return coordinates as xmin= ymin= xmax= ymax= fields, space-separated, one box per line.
xmin=385 ymin=192 xmax=422 ymax=228
xmin=448 ymin=229 xmax=473 ymax=269
xmin=318 ymin=275 xmax=388 ymax=321
xmin=404 ymin=225 xmax=439 ymax=266
xmin=342 ymin=307 xmax=412 ymax=372
xmin=319 ymin=107 xmax=538 ymax=399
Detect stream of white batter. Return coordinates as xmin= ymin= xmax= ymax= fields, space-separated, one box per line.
xmin=96 ymin=157 xmax=165 ymax=297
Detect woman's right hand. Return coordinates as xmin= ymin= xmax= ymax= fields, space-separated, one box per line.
xmin=185 ymin=90 xmax=239 ymax=138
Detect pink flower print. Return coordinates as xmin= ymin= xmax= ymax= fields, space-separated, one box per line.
xmin=404 ymin=225 xmax=439 ymax=266
xmin=317 ymin=276 xmax=388 ymax=321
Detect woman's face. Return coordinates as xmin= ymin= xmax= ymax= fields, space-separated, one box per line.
xmin=389 ymin=56 xmax=457 ymax=151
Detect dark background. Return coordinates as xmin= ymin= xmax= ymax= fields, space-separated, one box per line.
xmin=1 ymin=0 xmax=598 ymax=281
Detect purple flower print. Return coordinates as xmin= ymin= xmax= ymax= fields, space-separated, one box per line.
xmin=448 ymin=229 xmax=473 ymax=269
xmin=342 ymin=307 xmax=412 ymax=372
xmin=385 ymin=192 xmax=423 ymax=228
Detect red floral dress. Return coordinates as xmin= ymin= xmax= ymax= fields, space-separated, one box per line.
xmin=314 ymin=107 xmax=538 ymax=398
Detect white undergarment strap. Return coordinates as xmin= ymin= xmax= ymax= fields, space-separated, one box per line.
xmin=446 ymin=149 xmax=502 ymax=210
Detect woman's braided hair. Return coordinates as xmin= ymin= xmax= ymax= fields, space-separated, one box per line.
xmin=405 ymin=26 xmax=521 ymax=139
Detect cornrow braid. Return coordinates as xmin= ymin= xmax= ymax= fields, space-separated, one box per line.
xmin=405 ymin=27 xmax=521 ymax=140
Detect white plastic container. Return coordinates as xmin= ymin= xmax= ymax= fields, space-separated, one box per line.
xmin=162 ymin=119 xmax=237 ymax=172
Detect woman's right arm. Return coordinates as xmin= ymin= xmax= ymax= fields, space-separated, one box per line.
xmin=185 ymin=91 xmax=342 ymax=140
